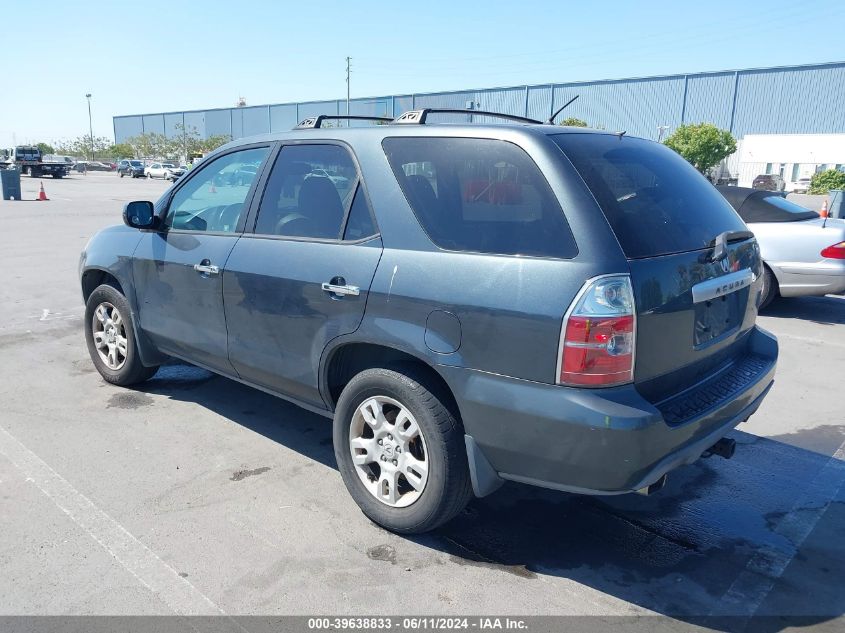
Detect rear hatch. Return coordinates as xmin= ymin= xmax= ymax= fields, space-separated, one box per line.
xmin=553 ymin=134 xmax=765 ymax=408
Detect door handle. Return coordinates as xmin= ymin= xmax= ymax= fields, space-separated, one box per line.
xmin=322 ymin=282 xmax=360 ymax=296
xmin=193 ymin=262 xmax=220 ymax=275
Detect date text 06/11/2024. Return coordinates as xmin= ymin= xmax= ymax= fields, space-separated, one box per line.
xmin=307 ymin=617 xmax=529 ymax=630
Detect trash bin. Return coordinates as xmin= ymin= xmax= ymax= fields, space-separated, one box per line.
xmin=828 ymin=189 xmax=844 ymax=219
xmin=1 ymin=167 xmax=22 ymax=201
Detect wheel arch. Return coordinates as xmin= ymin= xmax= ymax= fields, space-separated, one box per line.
xmin=322 ymin=341 xmax=462 ymax=422
xmin=81 ymin=267 xmax=125 ymax=302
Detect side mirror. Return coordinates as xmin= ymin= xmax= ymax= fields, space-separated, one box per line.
xmin=123 ymin=201 xmax=157 ymax=229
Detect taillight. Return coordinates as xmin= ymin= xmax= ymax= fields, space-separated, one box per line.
xmin=820 ymin=241 xmax=845 ymax=259
xmin=557 ymin=275 xmax=635 ymax=387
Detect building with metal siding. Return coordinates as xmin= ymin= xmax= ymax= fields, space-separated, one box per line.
xmin=114 ymin=61 xmax=845 ymax=144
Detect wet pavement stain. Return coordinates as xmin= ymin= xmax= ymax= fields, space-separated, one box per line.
xmin=230 ymin=466 xmax=271 ymax=482
xmin=70 ymin=359 xmax=96 ymax=375
xmin=367 ymin=544 xmax=396 ymax=564
xmin=107 ymin=392 xmax=153 ymax=409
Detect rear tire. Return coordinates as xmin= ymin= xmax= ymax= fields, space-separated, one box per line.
xmin=759 ymin=265 xmax=778 ymax=310
xmin=333 ymin=367 xmax=472 ymax=534
xmin=84 ymin=284 xmax=159 ymax=386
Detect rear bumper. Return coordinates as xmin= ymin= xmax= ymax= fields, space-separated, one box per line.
xmin=442 ymin=326 xmax=777 ymax=496
xmin=771 ymin=261 xmax=845 ymax=297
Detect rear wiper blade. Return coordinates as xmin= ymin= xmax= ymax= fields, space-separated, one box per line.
xmin=709 ymin=230 xmax=754 ymax=262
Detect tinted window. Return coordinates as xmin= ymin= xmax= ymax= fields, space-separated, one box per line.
xmin=343 ymin=184 xmax=377 ymax=240
xmin=553 ymin=134 xmax=747 ymax=259
xmin=255 ymin=144 xmax=358 ymax=239
xmin=165 ymin=146 xmax=269 ymax=232
xmin=383 ymin=137 xmax=576 ymax=258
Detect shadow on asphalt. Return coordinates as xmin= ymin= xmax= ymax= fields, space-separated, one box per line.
xmin=136 ymin=363 xmax=845 ymax=631
xmin=761 ymin=295 xmax=845 ymax=326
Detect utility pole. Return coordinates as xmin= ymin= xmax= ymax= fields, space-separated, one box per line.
xmin=345 ymin=57 xmax=351 ymax=127
xmin=85 ymin=93 xmax=94 ymax=160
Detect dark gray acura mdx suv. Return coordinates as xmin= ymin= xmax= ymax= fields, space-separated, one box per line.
xmin=79 ymin=111 xmax=777 ymax=533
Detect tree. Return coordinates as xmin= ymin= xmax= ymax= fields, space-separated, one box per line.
xmin=107 ymin=143 xmax=135 ymax=160
xmin=663 ymin=123 xmax=736 ymax=174
xmin=199 ymin=134 xmax=232 ymax=153
xmin=559 ymin=117 xmax=588 ymax=127
xmin=809 ymin=169 xmax=845 ymax=195
xmin=54 ymin=134 xmax=113 ymax=160
xmin=36 ymin=142 xmax=55 ymax=155
xmin=172 ymin=123 xmax=231 ymax=158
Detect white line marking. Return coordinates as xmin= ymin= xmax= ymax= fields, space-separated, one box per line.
xmin=775 ymin=333 xmax=845 ymax=349
xmin=40 ymin=309 xmax=49 ymax=321
xmin=711 ymin=438 xmax=845 ymax=617
xmin=0 ymin=424 xmax=225 ymax=616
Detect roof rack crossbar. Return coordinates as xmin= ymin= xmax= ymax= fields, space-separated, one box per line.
xmin=294 ymin=115 xmax=393 ymax=129
xmin=393 ymin=109 xmax=542 ymax=125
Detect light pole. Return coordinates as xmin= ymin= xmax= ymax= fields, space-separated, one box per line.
xmin=85 ymin=93 xmax=94 ymax=161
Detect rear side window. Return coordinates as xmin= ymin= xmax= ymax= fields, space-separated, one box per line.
xmin=382 ymin=137 xmax=577 ymax=258
xmin=553 ymin=134 xmax=747 ymax=259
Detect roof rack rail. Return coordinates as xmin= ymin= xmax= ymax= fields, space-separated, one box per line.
xmin=393 ymin=108 xmax=542 ymax=125
xmin=294 ymin=115 xmax=392 ymax=129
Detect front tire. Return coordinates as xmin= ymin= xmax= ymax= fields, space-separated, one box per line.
xmin=84 ymin=284 xmax=159 ymax=386
xmin=333 ymin=367 xmax=472 ymax=534
xmin=759 ymin=265 xmax=778 ymax=310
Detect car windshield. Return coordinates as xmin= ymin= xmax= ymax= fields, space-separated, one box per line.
xmin=162 ymin=163 xmax=175 ymax=168
xmin=130 ymin=161 xmax=142 ymax=167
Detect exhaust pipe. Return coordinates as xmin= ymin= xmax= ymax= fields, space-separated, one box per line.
xmin=704 ymin=437 xmax=736 ymax=460
xmin=635 ymin=473 xmax=668 ymax=496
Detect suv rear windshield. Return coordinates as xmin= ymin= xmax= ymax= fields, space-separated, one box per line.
xmin=553 ymin=134 xmax=747 ymax=259
xmin=383 ymin=137 xmax=577 ymax=259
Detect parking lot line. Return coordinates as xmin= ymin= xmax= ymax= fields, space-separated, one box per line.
xmin=711 ymin=437 xmax=845 ymax=618
xmin=0 ymin=423 xmax=225 ymax=617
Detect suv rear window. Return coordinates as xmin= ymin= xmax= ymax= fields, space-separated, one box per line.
xmin=383 ymin=137 xmax=577 ymax=259
xmin=553 ymin=134 xmax=747 ymax=259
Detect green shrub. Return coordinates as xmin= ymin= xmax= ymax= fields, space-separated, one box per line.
xmin=809 ymin=169 xmax=845 ymax=195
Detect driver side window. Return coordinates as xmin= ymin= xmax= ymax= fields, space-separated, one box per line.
xmin=165 ymin=146 xmax=270 ymax=232
xmin=254 ymin=144 xmax=359 ymax=239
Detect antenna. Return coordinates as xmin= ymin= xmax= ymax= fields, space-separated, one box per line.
xmin=548 ymin=95 xmax=579 ymax=125
xmin=345 ymin=57 xmax=351 ymax=127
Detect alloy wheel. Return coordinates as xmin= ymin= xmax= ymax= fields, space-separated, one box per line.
xmin=91 ymin=302 xmax=128 ymax=370
xmin=348 ymin=396 xmax=429 ymax=508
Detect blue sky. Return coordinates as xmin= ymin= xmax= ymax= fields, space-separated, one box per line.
xmin=1 ymin=0 xmax=843 ymax=147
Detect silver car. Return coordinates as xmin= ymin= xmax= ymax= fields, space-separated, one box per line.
xmin=719 ymin=186 xmax=845 ymax=307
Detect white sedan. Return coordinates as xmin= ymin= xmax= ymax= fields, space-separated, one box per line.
xmin=145 ymin=162 xmax=184 ymax=181
xmin=718 ymin=186 xmax=845 ymax=307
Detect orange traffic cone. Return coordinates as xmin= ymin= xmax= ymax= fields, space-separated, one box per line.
xmin=820 ymin=199 xmax=829 ymax=218
xmin=37 ymin=181 xmax=49 ymax=201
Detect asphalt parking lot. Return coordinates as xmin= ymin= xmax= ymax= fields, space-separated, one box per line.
xmin=0 ymin=173 xmax=843 ymax=628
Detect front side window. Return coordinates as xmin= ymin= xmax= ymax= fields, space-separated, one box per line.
xmin=165 ymin=146 xmax=270 ymax=233
xmin=254 ymin=144 xmax=358 ymax=239
xmin=382 ymin=137 xmax=576 ymax=258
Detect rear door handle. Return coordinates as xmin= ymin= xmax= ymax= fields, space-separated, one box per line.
xmin=321 ymin=282 xmax=360 ymax=296
xmin=193 ymin=261 xmax=220 ymax=275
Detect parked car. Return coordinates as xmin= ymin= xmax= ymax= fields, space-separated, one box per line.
xmin=117 ymin=159 xmax=145 ymax=178
xmin=86 ymin=161 xmax=113 ymax=172
xmin=73 ymin=161 xmax=110 ymax=172
xmin=791 ymin=177 xmax=812 ymax=194
xmin=752 ymin=174 xmax=785 ymax=191
xmin=80 ymin=113 xmax=777 ymax=533
xmin=718 ymin=186 xmax=845 ymax=307
xmin=146 ymin=162 xmax=185 ymax=181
